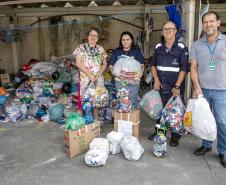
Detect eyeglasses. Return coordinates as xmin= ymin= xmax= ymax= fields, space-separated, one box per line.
xmin=89 ymin=34 xmax=98 ymax=38
xmin=162 ymin=28 xmax=176 ymax=32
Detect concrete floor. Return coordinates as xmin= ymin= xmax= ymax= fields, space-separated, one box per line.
xmin=0 ymin=110 xmax=225 ymax=185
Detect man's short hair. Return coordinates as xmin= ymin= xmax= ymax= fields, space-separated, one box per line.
xmin=202 ymin=11 xmax=220 ymax=23
xmin=162 ymin=21 xmax=177 ymax=29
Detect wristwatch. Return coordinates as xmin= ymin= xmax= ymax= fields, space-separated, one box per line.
xmin=174 ymin=85 xmax=180 ymax=90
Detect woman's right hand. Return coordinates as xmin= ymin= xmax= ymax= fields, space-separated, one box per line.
xmin=88 ymin=73 xmax=96 ymax=82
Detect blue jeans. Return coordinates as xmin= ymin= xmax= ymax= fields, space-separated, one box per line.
xmin=115 ymin=81 xmax=140 ymax=109
xmin=202 ymin=89 xmax=226 ymax=156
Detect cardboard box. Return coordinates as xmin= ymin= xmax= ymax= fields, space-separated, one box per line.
xmin=0 ymin=73 xmax=10 ymax=84
xmin=64 ymin=121 xmax=100 ymax=158
xmin=114 ymin=110 xmax=140 ymax=138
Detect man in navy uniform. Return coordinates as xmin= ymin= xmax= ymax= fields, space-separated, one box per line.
xmin=148 ymin=21 xmax=189 ymax=146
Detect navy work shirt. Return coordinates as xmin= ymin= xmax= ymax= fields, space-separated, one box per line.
xmin=109 ymin=47 xmax=145 ymax=65
xmin=150 ymin=40 xmax=189 ymax=93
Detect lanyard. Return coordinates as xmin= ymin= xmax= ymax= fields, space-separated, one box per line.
xmin=206 ymin=40 xmax=219 ymax=56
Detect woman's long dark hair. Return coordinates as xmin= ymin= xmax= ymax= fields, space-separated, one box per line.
xmin=119 ymin=31 xmax=135 ymax=48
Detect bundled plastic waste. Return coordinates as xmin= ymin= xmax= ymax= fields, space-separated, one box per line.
xmin=153 ymin=128 xmax=167 ymax=157
xmin=65 ymin=112 xmax=85 ymax=130
xmin=160 ymin=96 xmax=185 ymax=135
xmin=36 ymin=105 xmax=47 ymax=119
xmin=120 ymin=135 xmax=144 ymax=160
xmin=43 ymin=80 xmax=53 ymax=97
xmin=82 ymin=97 xmax=94 ymax=125
xmin=2 ymin=56 xmax=80 ymax=124
xmin=106 ymin=131 xmax=124 ymax=154
xmin=140 ymin=89 xmax=163 ymax=120
xmin=116 ymin=87 xmax=131 ymax=113
xmin=85 ymin=138 xmax=109 ymax=166
xmin=184 ymin=96 xmax=216 ymax=141
xmin=85 ymin=83 xmax=109 ymax=108
xmin=49 ymin=104 xmax=65 ymax=122
xmin=5 ymin=102 xmax=27 ymax=123
xmin=113 ymin=55 xmax=142 ymax=84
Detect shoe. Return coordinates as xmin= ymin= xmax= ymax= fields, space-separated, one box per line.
xmin=194 ymin=146 xmax=212 ymax=156
xmin=170 ymin=137 xmax=179 ymax=147
xmin=219 ymin=154 xmax=226 ymax=168
xmin=148 ymin=133 xmax=156 ymax=140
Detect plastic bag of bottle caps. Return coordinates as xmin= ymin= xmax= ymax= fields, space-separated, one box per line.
xmin=160 ymin=96 xmax=185 ymax=134
xmin=85 ymin=83 xmax=109 ymax=108
xmin=153 ymin=128 xmax=167 ymax=157
xmin=140 ymin=89 xmax=163 ymax=120
xmin=116 ymin=87 xmax=131 ymax=113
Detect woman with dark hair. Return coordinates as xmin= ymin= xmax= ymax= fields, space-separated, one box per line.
xmin=73 ymin=27 xmax=107 ymax=97
xmin=109 ymin=31 xmax=145 ymax=109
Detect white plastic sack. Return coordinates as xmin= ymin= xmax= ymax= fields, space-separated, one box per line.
xmin=120 ymin=136 xmax=144 ymax=160
xmin=106 ymin=131 xmax=124 ymax=154
xmin=85 ymin=149 xmax=108 ymax=167
xmin=90 ymin=138 xmax=109 ymax=155
xmin=30 ymin=62 xmax=57 ymax=76
xmin=190 ymin=96 xmax=217 ymax=141
xmin=113 ymin=55 xmax=141 ymax=84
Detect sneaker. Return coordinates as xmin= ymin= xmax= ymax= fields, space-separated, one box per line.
xmin=148 ymin=132 xmax=156 ymax=140
xmin=194 ymin=146 xmax=212 ymax=156
xmin=170 ymin=137 xmax=179 ymax=147
xmin=219 ymin=154 xmax=226 ymax=168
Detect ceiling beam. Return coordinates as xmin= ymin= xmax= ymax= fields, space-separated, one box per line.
xmin=0 ymin=0 xmax=90 ymax=6
xmin=13 ymin=5 xmax=166 ymax=17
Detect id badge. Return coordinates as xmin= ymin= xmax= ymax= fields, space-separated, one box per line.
xmin=209 ymin=59 xmax=216 ymax=71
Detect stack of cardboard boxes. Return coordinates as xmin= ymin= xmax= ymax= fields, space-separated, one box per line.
xmin=114 ymin=110 xmax=140 ymax=138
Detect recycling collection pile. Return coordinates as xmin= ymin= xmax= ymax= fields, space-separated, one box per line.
xmin=0 ymin=56 xmax=84 ymax=124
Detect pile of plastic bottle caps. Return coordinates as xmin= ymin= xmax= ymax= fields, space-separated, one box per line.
xmin=160 ymin=96 xmax=185 ymax=134
xmin=116 ymin=87 xmax=131 ymax=113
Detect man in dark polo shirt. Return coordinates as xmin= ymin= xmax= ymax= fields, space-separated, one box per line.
xmin=148 ymin=21 xmax=189 ymax=147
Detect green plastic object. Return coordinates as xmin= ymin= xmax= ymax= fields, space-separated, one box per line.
xmin=65 ymin=112 xmax=85 ymax=130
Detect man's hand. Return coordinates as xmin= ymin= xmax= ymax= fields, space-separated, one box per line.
xmin=154 ymin=79 xmax=161 ymax=90
xmin=172 ymin=87 xmax=180 ymax=96
xmin=193 ymin=87 xmax=202 ymax=98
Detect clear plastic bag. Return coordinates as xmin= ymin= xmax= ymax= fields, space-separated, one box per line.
xmin=140 ymin=89 xmax=163 ymax=120
xmin=120 ymin=135 xmax=144 ymax=160
xmin=113 ymin=55 xmax=142 ymax=84
xmin=84 ymin=82 xmax=109 ymax=108
xmin=160 ymin=96 xmax=185 ymax=134
xmin=106 ymin=131 xmax=124 ymax=154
